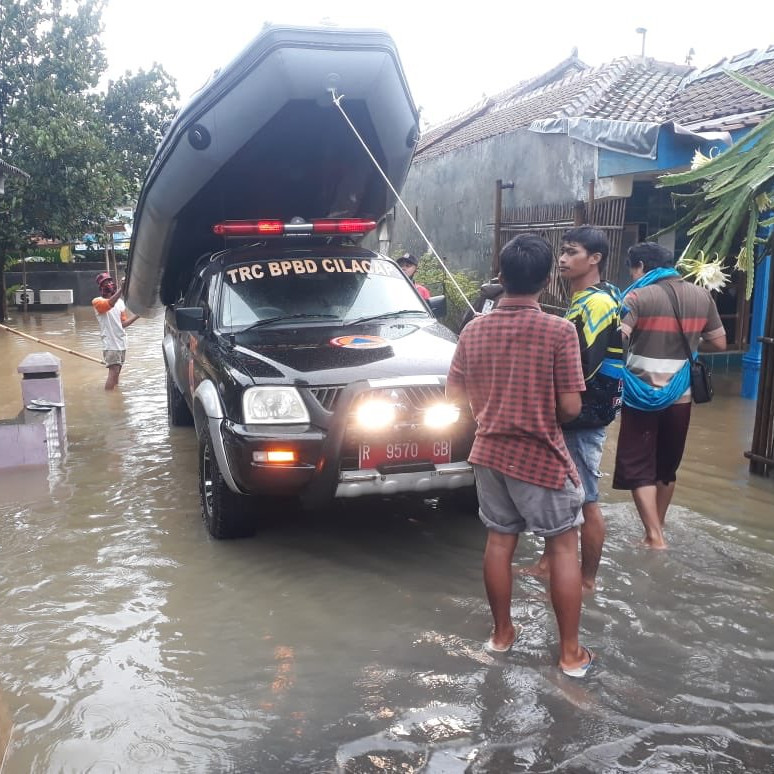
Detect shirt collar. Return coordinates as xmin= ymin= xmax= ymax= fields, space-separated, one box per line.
xmin=496 ymin=298 xmax=541 ymax=310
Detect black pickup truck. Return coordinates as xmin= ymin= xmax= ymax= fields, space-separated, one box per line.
xmin=164 ymin=218 xmax=476 ymax=538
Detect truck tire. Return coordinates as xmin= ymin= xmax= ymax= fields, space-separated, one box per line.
xmin=167 ymin=369 xmax=194 ymax=426
xmin=198 ymin=425 xmax=256 ymax=539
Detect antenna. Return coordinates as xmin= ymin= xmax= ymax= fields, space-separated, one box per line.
xmin=636 ymin=27 xmax=647 ymax=58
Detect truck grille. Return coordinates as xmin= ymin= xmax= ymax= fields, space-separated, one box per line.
xmin=309 ymin=386 xmax=344 ymax=412
xmin=309 ymin=384 xmax=447 ymax=414
xmin=340 ymin=384 xmax=469 ymax=471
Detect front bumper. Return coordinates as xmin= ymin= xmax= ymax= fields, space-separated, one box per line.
xmin=217 ymin=377 xmax=476 ymax=505
xmin=336 ymin=461 xmax=474 ymax=498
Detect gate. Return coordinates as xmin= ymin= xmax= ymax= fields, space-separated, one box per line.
xmin=493 ymin=195 xmax=627 ymax=314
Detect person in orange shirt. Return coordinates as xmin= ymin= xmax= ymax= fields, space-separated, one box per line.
xmin=396 ymin=253 xmax=431 ymax=300
xmin=92 ymin=273 xmax=139 ymax=390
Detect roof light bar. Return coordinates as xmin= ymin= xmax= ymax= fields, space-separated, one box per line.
xmin=213 ymin=220 xmax=283 ymax=236
xmin=312 ymin=219 xmax=377 ymax=234
xmin=212 ymin=219 xmax=377 ymax=237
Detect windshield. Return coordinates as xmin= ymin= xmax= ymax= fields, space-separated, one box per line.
xmin=217 ymin=256 xmax=430 ymax=331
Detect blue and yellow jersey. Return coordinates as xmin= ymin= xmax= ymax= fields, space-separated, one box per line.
xmin=564 ymin=282 xmax=623 ymax=429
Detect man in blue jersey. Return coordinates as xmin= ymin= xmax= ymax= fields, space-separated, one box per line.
xmin=527 ymin=226 xmax=623 ymax=591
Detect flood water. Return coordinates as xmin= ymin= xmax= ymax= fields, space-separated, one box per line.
xmin=1 ymin=306 xmax=774 ymax=773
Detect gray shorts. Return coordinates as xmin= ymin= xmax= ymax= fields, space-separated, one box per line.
xmin=563 ymin=427 xmax=606 ymax=504
xmin=103 ymin=349 xmax=126 ymax=367
xmin=474 ymin=464 xmax=584 ymax=538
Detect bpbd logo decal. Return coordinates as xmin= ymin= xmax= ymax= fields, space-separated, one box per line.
xmin=330 ymin=335 xmax=388 ymax=350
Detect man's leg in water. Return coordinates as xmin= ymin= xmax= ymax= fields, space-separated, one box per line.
xmin=656 ymin=481 xmax=675 ymax=524
xmin=483 ymin=530 xmax=520 ymax=650
xmin=523 ymin=428 xmax=605 ymax=589
xmin=544 ymin=527 xmax=589 ymax=672
xmin=631 ymin=485 xmax=667 ymax=548
xmin=579 ymin=500 xmax=605 ymax=590
xmin=524 ymin=502 xmax=604 ymax=589
xmin=652 ymin=403 xmax=690 ymax=528
xmin=105 ymin=364 xmax=121 ymax=391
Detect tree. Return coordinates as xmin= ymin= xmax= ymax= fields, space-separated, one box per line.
xmin=102 ymin=64 xmax=179 ymax=198
xmin=0 ymin=0 xmax=179 ymax=320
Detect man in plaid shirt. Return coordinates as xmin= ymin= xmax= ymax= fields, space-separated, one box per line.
xmin=447 ymin=234 xmax=594 ymax=677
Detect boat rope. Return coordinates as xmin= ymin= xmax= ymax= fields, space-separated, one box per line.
xmin=330 ymin=89 xmax=476 ymax=313
xmin=0 ymin=323 xmax=104 ymax=365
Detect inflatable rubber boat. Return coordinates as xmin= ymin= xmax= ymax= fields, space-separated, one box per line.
xmin=126 ymin=25 xmax=419 ymax=315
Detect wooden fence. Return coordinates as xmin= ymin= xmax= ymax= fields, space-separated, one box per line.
xmin=496 ymin=198 xmax=627 ymax=314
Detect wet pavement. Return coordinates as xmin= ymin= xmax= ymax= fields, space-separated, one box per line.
xmin=1 ymin=307 xmax=774 ymax=773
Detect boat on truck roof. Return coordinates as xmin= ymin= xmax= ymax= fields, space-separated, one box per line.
xmin=126 ymin=24 xmax=419 ymax=315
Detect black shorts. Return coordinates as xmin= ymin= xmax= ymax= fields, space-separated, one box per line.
xmin=612 ymin=402 xmax=692 ymax=490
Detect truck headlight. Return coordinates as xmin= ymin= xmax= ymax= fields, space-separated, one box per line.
xmin=423 ymin=403 xmax=460 ymax=428
xmin=356 ymin=399 xmax=396 ymax=430
xmin=242 ymin=386 xmax=310 ymax=424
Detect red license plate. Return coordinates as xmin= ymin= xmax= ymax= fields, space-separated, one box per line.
xmin=359 ymin=438 xmax=452 ymax=468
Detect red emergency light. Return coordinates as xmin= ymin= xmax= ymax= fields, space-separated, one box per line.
xmin=212 ymin=219 xmax=377 ymax=237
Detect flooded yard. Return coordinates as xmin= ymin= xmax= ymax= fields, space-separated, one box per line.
xmin=1 ymin=307 xmax=774 ymax=773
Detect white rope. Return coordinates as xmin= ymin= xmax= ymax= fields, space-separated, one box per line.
xmin=330 ymin=90 xmax=476 ymax=313
xmin=0 ymin=724 xmax=13 ymax=773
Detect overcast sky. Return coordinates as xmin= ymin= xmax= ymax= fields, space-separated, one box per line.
xmin=102 ymin=0 xmax=773 ymax=127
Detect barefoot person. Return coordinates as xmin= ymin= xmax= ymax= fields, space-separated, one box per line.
xmin=528 ymin=226 xmax=623 ymax=591
xmin=613 ymin=243 xmax=726 ymax=548
xmin=92 ymin=273 xmax=139 ymax=390
xmin=446 ymin=234 xmax=593 ymax=677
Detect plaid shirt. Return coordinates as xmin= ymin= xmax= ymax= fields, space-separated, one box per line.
xmin=447 ymin=298 xmax=585 ymax=489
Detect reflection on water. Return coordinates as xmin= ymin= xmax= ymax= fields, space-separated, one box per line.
xmin=1 ymin=308 xmax=774 ymax=772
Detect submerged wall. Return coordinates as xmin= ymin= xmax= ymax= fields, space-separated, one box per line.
xmin=6 ymin=262 xmax=124 ymax=307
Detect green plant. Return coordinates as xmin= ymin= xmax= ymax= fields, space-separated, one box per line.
xmin=23 ymin=247 xmax=62 ymax=263
xmin=657 ymin=71 xmax=774 ymax=299
xmin=5 ymin=284 xmax=21 ymax=304
xmin=415 ymin=252 xmax=482 ymax=333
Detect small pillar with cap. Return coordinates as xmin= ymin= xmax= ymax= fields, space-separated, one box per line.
xmin=18 ymin=352 xmax=67 ymax=452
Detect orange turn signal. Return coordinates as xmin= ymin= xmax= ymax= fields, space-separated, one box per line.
xmin=266 ymin=450 xmax=296 ymax=463
xmin=252 ymin=450 xmax=297 ymax=464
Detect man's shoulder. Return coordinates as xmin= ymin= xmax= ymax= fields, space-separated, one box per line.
xmin=673 ymin=277 xmax=711 ymax=299
xmin=575 ymin=284 xmax=620 ymax=313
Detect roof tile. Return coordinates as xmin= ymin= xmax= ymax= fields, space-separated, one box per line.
xmin=414 ymin=45 xmax=774 ymax=161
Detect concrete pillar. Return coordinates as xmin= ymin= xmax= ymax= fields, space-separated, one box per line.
xmin=741 ymin=253 xmax=771 ymax=400
xmin=17 ymin=352 xmax=67 ymax=450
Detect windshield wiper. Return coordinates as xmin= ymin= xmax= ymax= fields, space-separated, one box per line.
xmin=344 ymin=309 xmax=428 ymax=326
xmin=238 ymin=313 xmax=340 ymax=332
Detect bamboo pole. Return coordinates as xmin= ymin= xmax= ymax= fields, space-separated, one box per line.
xmin=0 ymin=323 xmax=104 ymax=365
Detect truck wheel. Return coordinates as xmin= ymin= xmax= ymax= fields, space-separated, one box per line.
xmin=198 ymin=425 xmax=256 ymax=539
xmin=167 ymin=369 xmax=193 ymax=426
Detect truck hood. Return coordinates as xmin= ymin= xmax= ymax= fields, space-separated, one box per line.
xmin=228 ymin=320 xmax=458 ymax=384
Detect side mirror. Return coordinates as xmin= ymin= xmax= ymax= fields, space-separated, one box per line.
xmin=175 ymin=306 xmax=205 ymax=332
xmin=427 ymin=295 xmax=447 ymax=318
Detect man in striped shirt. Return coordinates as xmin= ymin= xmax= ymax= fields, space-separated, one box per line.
xmin=613 ymin=242 xmax=726 ymax=548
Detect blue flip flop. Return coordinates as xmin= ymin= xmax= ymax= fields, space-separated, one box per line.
xmin=561 ymin=646 xmax=595 ymax=677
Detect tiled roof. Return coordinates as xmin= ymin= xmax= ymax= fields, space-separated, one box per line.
xmin=583 ymin=62 xmax=688 ymax=121
xmin=667 ymin=47 xmax=774 ymax=130
xmin=415 ymin=57 xmax=689 ymax=162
